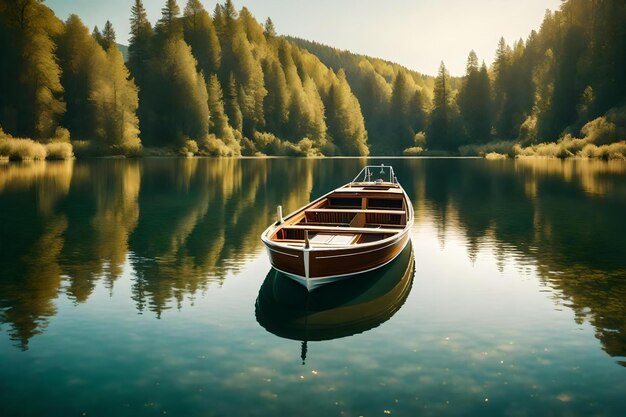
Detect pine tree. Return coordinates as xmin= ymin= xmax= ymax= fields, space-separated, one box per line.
xmin=409 ymin=89 xmax=427 ymax=137
xmin=225 ymin=72 xmax=243 ymax=133
xmin=92 ymin=47 xmax=141 ymax=153
xmin=231 ymin=34 xmax=267 ymax=136
xmin=547 ymin=27 xmax=586 ymax=138
xmin=206 ymin=74 xmax=239 ymax=153
xmin=128 ymin=0 xmax=153 ymax=76
xmin=264 ymin=17 xmax=276 ymax=38
xmin=156 ymin=0 xmax=182 ymax=40
xmin=428 ymin=62 xmax=461 ymax=150
xmin=353 ymin=60 xmax=391 ymax=153
xmin=183 ymin=0 xmax=221 ymax=75
xmin=92 ymin=26 xmax=104 ymax=47
xmin=325 ymin=70 xmax=368 ymax=155
xmin=57 ymin=14 xmax=107 ymax=141
xmin=128 ymin=0 xmax=154 ymax=141
xmin=58 ymin=14 xmax=140 ymax=153
xmin=262 ymin=55 xmax=290 ymax=135
xmin=302 ymin=77 xmax=328 ymax=148
xmin=388 ymin=70 xmax=414 ymax=152
xmin=102 ymin=20 xmax=116 ymax=50
xmin=0 ymin=0 xmax=65 ymax=138
xmin=493 ymin=37 xmax=512 ymax=138
xmin=239 ymin=7 xmax=265 ymax=44
xmin=458 ymin=52 xmax=492 ymax=143
xmin=150 ymin=39 xmax=209 ymax=146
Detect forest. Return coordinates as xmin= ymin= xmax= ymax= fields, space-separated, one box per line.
xmin=0 ymin=0 xmax=625 ymax=159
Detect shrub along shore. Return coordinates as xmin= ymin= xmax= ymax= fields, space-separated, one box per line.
xmin=2 ymin=134 xmax=625 ymax=161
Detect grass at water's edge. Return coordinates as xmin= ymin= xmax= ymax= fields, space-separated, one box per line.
xmin=2 ymin=136 xmax=625 ymax=161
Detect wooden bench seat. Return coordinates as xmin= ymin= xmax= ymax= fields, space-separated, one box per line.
xmin=282 ymin=225 xmax=402 ymax=234
xmin=305 ymin=208 xmax=405 ymax=215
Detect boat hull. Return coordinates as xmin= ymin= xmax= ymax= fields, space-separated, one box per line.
xmin=265 ymin=231 xmax=410 ymax=291
xmin=255 ymin=242 xmax=415 ymax=342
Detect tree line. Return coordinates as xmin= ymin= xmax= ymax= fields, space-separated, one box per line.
xmin=0 ymin=0 xmax=368 ymax=156
xmin=430 ymin=0 xmax=626 ymax=155
xmin=292 ymin=0 xmax=626 ymax=156
xmin=1 ymin=0 xmax=624 ymax=157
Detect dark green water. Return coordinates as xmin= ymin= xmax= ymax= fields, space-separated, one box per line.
xmin=1 ymin=158 xmax=625 ymax=417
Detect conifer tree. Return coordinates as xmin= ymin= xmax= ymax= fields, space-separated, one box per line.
xmin=262 ymin=55 xmax=290 ymax=135
xmin=353 ymin=60 xmax=391 ymax=152
xmin=547 ymin=28 xmax=586 ymax=138
xmin=102 ymin=20 xmax=116 ymax=50
xmin=183 ymin=0 xmax=221 ymax=75
xmin=128 ymin=0 xmax=154 ymax=143
xmin=92 ymin=47 xmax=141 ymax=153
xmin=388 ymin=71 xmax=414 ymax=152
xmin=239 ymin=7 xmax=265 ymax=44
xmin=58 ymin=14 xmax=140 ymax=153
xmin=326 ymin=70 xmax=368 ymax=155
xmin=264 ymin=18 xmax=276 ymax=38
xmin=428 ymin=62 xmax=460 ymax=150
xmin=225 ymin=73 xmax=243 ymax=133
xmin=231 ymin=33 xmax=267 ymax=136
xmin=0 ymin=0 xmax=65 ymax=138
xmin=150 ymin=38 xmax=209 ymax=147
xmin=156 ymin=0 xmax=182 ymax=40
xmin=302 ymin=77 xmax=328 ymax=148
xmin=409 ymin=89 xmax=427 ymax=136
xmin=92 ymin=26 xmax=104 ymax=47
xmin=492 ymin=37 xmax=512 ymax=138
xmin=57 ymin=14 xmax=107 ymax=141
xmin=128 ymin=0 xmax=152 ymax=71
xmin=458 ymin=52 xmax=492 ymax=143
xmin=206 ymin=74 xmax=239 ymax=153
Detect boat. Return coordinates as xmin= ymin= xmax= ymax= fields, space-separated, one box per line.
xmin=261 ymin=164 xmax=414 ymax=291
xmin=255 ymin=242 xmax=415 ymax=363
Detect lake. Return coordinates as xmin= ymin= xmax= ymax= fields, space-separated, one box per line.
xmin=1 ymin=157 xmax=625 ymax=417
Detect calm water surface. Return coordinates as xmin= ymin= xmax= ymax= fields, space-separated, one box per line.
xmin=1 ymin=158 xmax=625 ymax=416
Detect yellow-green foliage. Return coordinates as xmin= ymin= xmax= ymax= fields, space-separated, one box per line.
xmin=579 ymin=142 xmax=626 ymax=160
xmin=45 ymin=142 xmax=74 ymax=160
xmin=52 ymin=127 xmax=71 ymax=143
xmin=484 ymin=152 xmax=508 ymax=160
xmin=515 ymin=142 xmax=568 ymax=158
xmin=252 ymin=132 xmax=320 ymax=156
xmin=0 ymin=128 xmax=73 ymax=160
xmin=579 ymin=108 xmax=626 ymax=146
xmin=403 ymin=147 xmax=424 ymax=156
xmin=199 ymin=134 xmax=236 ymax=156
xmin=514 ymin=109 xmax=626 ymax=159
xmin=414 ymin=132 xmax=427 ymax=147
xmin=459 ymin=140 xmax=516 ymax=157
xmin=180 ymin=139 xmax=199 ymax=157
xmin=0 ymin=137 xmax=47 ymax=161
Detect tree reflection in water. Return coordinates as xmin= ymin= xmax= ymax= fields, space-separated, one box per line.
xmin=0 ymin=158 xmax=624 ymax=366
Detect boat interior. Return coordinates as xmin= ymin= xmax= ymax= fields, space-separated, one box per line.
xmin=270 ymin=182 xmax=409 ymax=247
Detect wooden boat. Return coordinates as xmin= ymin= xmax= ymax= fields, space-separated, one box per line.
xmin=261 ymin=164 xmax=413 ymax=291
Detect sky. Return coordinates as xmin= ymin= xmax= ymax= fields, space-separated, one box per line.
xmin=46 ymin=0 xmax=562 ymax=76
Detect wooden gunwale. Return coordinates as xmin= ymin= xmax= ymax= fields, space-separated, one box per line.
xmin=262 ymin=181 xmax=413 ymax=253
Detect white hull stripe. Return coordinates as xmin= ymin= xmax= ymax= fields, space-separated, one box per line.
xmin=268 ymin=248 xmax=299 ymax=258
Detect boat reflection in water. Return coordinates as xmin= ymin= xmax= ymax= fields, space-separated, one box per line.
xmin=255 ymin=242 xmax=415 ymax=362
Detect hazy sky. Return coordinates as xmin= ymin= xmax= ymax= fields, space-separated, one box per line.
xmin=46 ymin=0 xmax=562 ymax=76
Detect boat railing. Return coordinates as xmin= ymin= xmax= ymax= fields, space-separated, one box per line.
xmin=351 ymin=164 xmax=398 ymax=184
